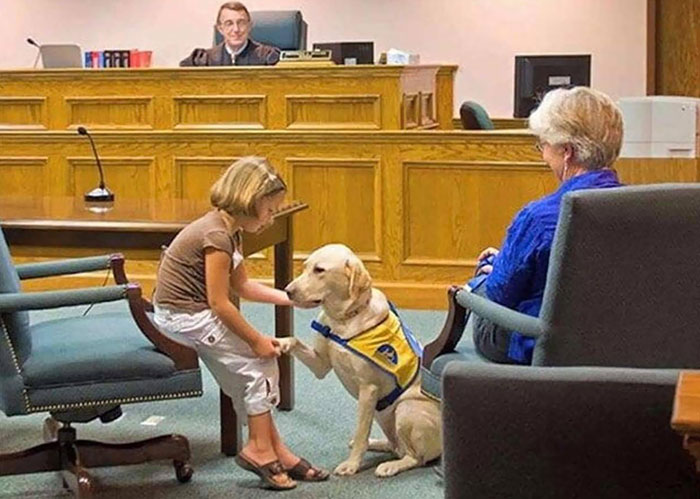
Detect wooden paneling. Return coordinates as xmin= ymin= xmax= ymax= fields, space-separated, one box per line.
xmin=0 ymin=129 xmax=542 ymax=309
xmin=0 ymin=97 xmax=46 ymax=129
xmin=288 ymin=157 xmax=381 ymax=259
xmin=285 ymin=95 xmax=381 ymax=130
xmin=173 ymin=156 xmax=235 ymax=200
xmin=66 ymin=156 xmax=154 ymax=199
xmin=0 ymin=66 xmax=455 ymax=132
xmin=616 ymin=158 xmax=700 ymax=184
xmin=654 ymin=0 xmax=700 ymax=96
xmin=0 ymin=157 xmax=48 ymax=197
xmin=173 ymin=96 xmax=266 ymax=129
xmin=64 ymin=96 xmax=154 ymax=129
xmin=403 ymin=161 xmax=555 ymax=267
xmin=453 ymin=117 xmax=528 ymax=130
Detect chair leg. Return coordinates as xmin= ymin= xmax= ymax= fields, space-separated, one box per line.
xmin=220 ymin=390 xmax=242 ymax=456
xmin=74 ymin=433 xmax=191 ymax=469
xmin=0 ymin=440 xmax=61 ymax=475
xmin=0 ymin=422 xmax=193 ymax=495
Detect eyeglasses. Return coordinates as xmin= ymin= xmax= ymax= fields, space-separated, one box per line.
xmin=219 ymin=19 xmax=249 ymax=29
xmin=534 ymin=140 xmax=546 ymax=153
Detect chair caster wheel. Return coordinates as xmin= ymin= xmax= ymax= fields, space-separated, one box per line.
xmin=174 ymin=461 xmax=193 ymax=483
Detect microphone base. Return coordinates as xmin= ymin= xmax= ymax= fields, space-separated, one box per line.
xmin=84 ymin=187 xmax=115 ymax=203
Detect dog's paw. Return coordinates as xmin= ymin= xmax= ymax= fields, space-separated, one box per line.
xmin=276 ymin=337 xmax=298 ymax=354
xmin=334 ymin=459 xmax=361 ymax=476
xmin=375 ymin=460 xmax=407 ymax=478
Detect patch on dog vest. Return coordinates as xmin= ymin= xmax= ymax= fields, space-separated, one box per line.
xmin=311 ymin=305 xmax=422 ymax=411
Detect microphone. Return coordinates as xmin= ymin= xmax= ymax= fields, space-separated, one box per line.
xmin=77 ymin=126 xmax=115 ymax=203
xmin=27 ymin=37 xmax=41 ymax=69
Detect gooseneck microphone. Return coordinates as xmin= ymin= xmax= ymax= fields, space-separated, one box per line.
xmin=77 ymin=126 xmax=115 ymax=203
xmin=27 ymin=37 xmax=41 ymax=69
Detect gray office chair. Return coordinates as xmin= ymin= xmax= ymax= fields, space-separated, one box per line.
xmin=423 ymin=184 xmax=700 ymax=498
xmin=0 ymin=228 xmax=202 ymax=497
xmin=215 ymin=10 xmax=307 ymax=50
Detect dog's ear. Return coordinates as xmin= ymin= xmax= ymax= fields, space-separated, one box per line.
xmin=345 ymin=258 xmax=371 ymax=300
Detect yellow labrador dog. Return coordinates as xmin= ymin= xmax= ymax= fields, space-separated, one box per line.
xmin=279 ymin=243 xmax=441 ymax=477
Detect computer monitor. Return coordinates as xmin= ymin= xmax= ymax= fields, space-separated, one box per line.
xmin=513 ymin=54 xmax=591 ymax=118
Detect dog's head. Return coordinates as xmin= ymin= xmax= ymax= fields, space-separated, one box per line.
xmin=285 ymin=243 xmax=372 ymax=317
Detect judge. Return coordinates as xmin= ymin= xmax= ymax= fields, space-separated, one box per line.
xmin=180 ymin=2 xmax=280 ymax=67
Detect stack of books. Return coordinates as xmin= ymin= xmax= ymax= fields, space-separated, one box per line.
xmin=84 ymin=50 xmax=152 ymax=68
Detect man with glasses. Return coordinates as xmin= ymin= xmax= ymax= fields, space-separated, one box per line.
xmin=180 ymin=2 xmax=280 ymax=66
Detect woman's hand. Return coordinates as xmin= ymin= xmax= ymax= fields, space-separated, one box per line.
xmin=478 ymin=247 xmax=500 ymax=261
xmin=252 ymin=336 xmax=281 ymax=359
xmin=476 ymin=247 xmax=499 ymax=276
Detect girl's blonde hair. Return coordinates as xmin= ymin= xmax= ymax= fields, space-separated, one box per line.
xmin=210 ymin=156 xmax=287 ymax=217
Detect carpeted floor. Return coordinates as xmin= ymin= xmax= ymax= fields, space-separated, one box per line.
xmin=0 ymin=301 xmax=454 ymax=498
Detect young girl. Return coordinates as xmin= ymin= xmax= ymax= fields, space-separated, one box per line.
xmin=153 ymin=156 xmax=329 ymax=490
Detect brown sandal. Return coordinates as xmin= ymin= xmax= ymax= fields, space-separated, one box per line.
xmin=235 ymin=453 xmax=297 ymax=490
xmin=286 ymin=457 xmax=330 ymax=482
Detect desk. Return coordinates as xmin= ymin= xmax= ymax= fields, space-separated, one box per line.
xmin=0 ymin=196 xmax=308 ymax=456
xmin=0 ymin=65 xmax=456 ymax=131
xmin=671 ymin=370 xmax=700 ymax=472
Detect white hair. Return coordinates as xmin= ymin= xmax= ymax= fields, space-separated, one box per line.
xmin=528 ymin=86 xmax=624 ymax=170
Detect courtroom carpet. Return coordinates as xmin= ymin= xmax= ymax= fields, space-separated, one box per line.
xmin=0 ymin=301 xmax=454 ymax=498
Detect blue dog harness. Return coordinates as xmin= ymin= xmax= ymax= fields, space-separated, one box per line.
xmin=310 ymin=303 xmax=422 ymax=412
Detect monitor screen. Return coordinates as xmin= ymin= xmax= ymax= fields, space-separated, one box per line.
xmin=514 ymin=55 xmax=591 ymax=118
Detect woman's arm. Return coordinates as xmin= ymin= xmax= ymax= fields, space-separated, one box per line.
xmin=204 ymin=248 xmax=279 ymax=358
xmin=229 ymin=261 xmax=294 ymax=306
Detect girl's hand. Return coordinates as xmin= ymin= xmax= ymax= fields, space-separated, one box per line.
xmin=252 ymin=335 xmax=281 ymax=359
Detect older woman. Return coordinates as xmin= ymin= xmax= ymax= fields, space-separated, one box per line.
xmin=468 ymin=86 xmax=624 ymax=365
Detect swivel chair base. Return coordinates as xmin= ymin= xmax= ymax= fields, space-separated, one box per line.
xmin=0 ymin=417 xmax=193 ymax=498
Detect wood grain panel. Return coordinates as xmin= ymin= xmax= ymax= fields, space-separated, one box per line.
xmin=403 ymin=161 xmax=555 ymax=266
xmin=0 ymin=97 xmax=46 ymax=129
xmin=402 ymin=94 xmax=420 ymax=129
xmin=66 ymin=156 xmax=154 ymax=200
xmin=287 ymin=157 xmax=381 ymax=259
xmin=173 ymin=95 xmax=266 ymax=129
xmin=654 ymin=0 xmax=700 ymax=96
xmin=616 ymin=158 xmax=700 ymax=184
xmin=0 ymin=157 xmax=48 ymax=197
xmin=420 ymin=93 xmax=437 ymax=129
xmin=64 ymin=96 xmax=154 ymax=129
xmin=285 ymin=95 xmax=381 ymax=130
xmin=173 ymin=156 xmax=236 ymax=200
xmin=1 ymin=128 xmax=694 ymax=309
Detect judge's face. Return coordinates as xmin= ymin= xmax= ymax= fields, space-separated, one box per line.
xmin=217 ymin=8 xmax=251 ymax=50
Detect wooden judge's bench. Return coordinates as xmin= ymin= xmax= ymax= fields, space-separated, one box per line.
xmin=0 ymin=65 xmax=455 ymax=131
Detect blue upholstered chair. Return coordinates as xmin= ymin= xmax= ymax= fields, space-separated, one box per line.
xmin=422 ymin=185 xmax=700 ymax=497
xmin=0 ymin=228 xmax=202 ymax=496
xmin=214 ymin=10 xmax=308 ymax=50
xmin=459 ymin=101 xmax=495 ymax=130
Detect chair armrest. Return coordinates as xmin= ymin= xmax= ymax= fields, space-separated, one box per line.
xmin=124 ymin=286 xmax=198 ymax=370
xmin=15 ymin=253 xmax=125 ymax=280
xmin=456 ymin=286 xmax=542 ymax=337
xmin=423 ymin=286 xmax=469 ymax=368
xmin=0 ymin=285 xmax=130 ymax=312
xmin=441 ymin=363 xmax=688 ymax=498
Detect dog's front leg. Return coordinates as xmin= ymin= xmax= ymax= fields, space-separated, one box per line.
xmin=335 ymin=384 xmax=379 ymax=476
xmin=278 ymin=337 xmax=333 ymax=379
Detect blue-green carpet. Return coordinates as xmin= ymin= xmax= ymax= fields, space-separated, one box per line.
xmin=0 ymin=301 xmax=454 ymax=498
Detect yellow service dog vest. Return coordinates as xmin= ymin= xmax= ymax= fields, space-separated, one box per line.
xmin=310 ymin=304 xmax=422 ymax=411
